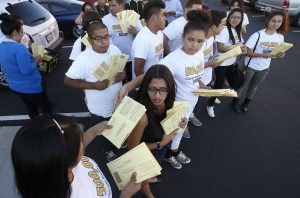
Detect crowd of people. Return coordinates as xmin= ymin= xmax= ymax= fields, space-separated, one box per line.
xmin=0 ymin=0 xmax=290 ymax=197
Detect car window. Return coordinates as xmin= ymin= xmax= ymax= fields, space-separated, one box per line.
xmin=5 ymin=1 xmax=51 ymax=27
xmin=39 ymin=3 xmax=50 ymax=11
xmin=50 ymin=4 xmax=70 ymax=14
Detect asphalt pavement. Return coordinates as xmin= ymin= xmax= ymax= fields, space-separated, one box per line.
xmin=1 ymin=0 xmax=300 ymax=197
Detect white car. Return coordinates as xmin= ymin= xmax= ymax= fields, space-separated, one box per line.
xmin=0 ymin=0 xmax=63 ymax=49
xmin=256 ymin=0 xmax=300 ymax=26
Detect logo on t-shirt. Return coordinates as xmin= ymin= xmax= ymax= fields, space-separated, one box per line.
xmin=81 ymin=156 xmax=109 ymax=197
xmin=155 ymin=43 xmax=163 ymax=54
xmin=112 ymin=24 xmax=121 ymax=30
xmin=185 ymin=63 xmax=204 ymax=77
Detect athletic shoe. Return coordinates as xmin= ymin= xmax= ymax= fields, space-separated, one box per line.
xmin=189 ymin=116 xmax=202 ymax=127
xmin=215 ymin=98 xmax=221 ymax=104
xmin=175 ymin=151 xmax=191 ymax=164
xmin=106 ymin=151 xmax=118 ymax=162
xmin=165 ymin=156 xmax=182 ymax=169
xmin=121 ymin=142 xmax=127 ymax=149
xmin=207 ymin=106 xmax=215 ymax=118
xmin=182 ymin=128 xmax=191 ymax=139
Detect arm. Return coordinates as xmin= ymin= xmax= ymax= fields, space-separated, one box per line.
xmin=82 ymin=121 xmax=112 ymax=148
xmin=127 ymin=114 xmax=148 ymax=150
xmin=64 ymin=76 xmax=109 ymax=90
xmin=242 ymin=26 xmax=247 ymax=34
xmin=246 ymin=47 xmax=273 ymax=59
xmin=134 ymin=58 xmax=146 ymax=77
xmin=75 ymin=12 xmax=83 ymax=25
xmin=16 ymin=46 xmax=39 ymax=75
xmin=163 ymin=34 xmax=171 ymax=56
xmin=204 ymin=59 xmax=222 ymax=69
xmin=217 ymin=42 xmax=230 ymax=53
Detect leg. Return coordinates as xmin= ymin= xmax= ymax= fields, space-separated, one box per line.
xmin=34 ymin=91 xmax=53 ymax=115
xmin=124 ymin=61 xmax=132 ymax=83
xmin=208 ymin=66 xmax=228 ymax=106
xmin=245 ymin=68 xmax=270 ymax=100
xmin=12 ymin=91 xmax=40 ymax=119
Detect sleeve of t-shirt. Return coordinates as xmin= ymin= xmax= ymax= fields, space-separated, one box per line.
xmin=16 ymin=45 xmax=37 ymax=75
xmin=159 ymin=55 xmax=175 ymax=74
xmin=65 ymin=56 xmax=88 ymax=80
xmin=132 ymin=35 xmax=150 ymax=59
xmin=175 ymin=0 xmax=183 ymax=17
xmin=69 ymin=38 xmax=82 ymax=61
xmin=242 ymin=13 xmax=249 ymax=26
xmin=163 ymin=21 xmax=179 ymax=40
xmin=215 ymin=28 xmax=228 ymax=44
xmin=245 ymin=32 xmax=260 ymax=50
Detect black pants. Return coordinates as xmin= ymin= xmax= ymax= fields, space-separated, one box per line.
xmin=12 ymin=90 xmax=52 ymax=119
xmin=124 ymin=61 xmax=132 ymax=83
xmin=208 ymin=65 xmax=232 ymax=107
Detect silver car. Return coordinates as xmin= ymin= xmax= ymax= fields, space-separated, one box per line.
xmin=256 ymin=0 xmax=300 ymax=26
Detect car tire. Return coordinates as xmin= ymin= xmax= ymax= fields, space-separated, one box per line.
xmin=71 ymin=24 xmax=83 ymax=38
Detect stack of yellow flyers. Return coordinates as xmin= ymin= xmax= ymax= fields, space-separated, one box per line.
xmin=116 ymin=10 xmax=140 ymax=33
xmin=160 ymin=101 xmax=189 ymax=135
xmin=102 ymin=96 xmax=146 ymax=149
xmin=92 ymin=54 xmax=129 ymax=85
xmin=107 ymin=142 xmax=162 ymax=190
xmin=227 ymin=43 xmax=244 ymax=50
xmin=31 ymin=43 xmax=45 ymax=58
xmin=270 ymin=42 xmax=293 ymax=55
xmin=215 ymin=46 xmax=243 ymax=62
xmin=81 ymin=34 xmax=91 ymax=49
xmin=192 ymin=89 xmax=237 ymax=97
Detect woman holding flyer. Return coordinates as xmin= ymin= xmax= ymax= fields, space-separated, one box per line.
xmin=127 ymin=64 xmax=187 ymax=198
xmin=235 ymin=11 xmax=288 ymax=112
xmin=11 ymin=114 xmax=143 ymax=198
xmin=206 ymin=8 xmax=247 ymax=118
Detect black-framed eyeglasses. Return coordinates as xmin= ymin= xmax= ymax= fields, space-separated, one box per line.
xmin=90 ymin=34 xmax=110 ymax=42
xmin=147 ymin=87 xmax=168 ymax=95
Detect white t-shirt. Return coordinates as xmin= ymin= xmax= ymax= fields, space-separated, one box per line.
xmin=159 ymin=48 xmax=204 ymax=116
xmin=245 ymin=29 xmax=284 ymax=71
xmin=102 ymin=13 xmax=143 ymax=61
xmin=226 ymin=11 xmax=249 ymax=27
xmin=69 ymin=37 xmax=83 ymax=61
xmin=71 ymin=156 xmax=112 ymax=198
xmin=66 ymin=45 xmax=122 ymax=117
xmin=215 ymin=27 xmax=243 ymax=66
xmin=163 ymin=16 xmax=187 ymax=52
xmin=201 ymin=37 xmax=215 ymax=85
xmin=131 ymin=26 xmax=164 ymax=78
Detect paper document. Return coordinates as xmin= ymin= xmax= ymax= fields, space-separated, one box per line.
xmin=102 ymin=96 xmax=146 ymax=148
xmin=81 ymin=34 xmax=92 ymax=49
xmin=31 ymin=43 xmax=45 ymax=58
xmin=227 ymin=43 xmax=244 ymax=50
xmin=116 ymin=10 xmax=140 ymax=33
xmin=270 ymin=42 xmax=293 ymax=55
xmin=192 ymin=89 xmax=237 ymax=97
xmin=215 ymin=46 xmax=243 ymax=62
xmin=107 ymin=142 xmax=162 ymax=190
xmin=92 ymin=54 xmax=128 ymax=85
xmin=160 ymin=101 xmax=189 ymax=135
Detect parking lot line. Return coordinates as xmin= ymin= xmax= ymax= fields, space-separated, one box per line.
xmin=62 ymin=45 xmax=73 ymax=49
xmin=251 ymin=15 xmax=265 ymax=18
xmin=292 ymin=30 xmax=300 ymax=33
xmin=0 ymin=112 xmax=91 ymax=121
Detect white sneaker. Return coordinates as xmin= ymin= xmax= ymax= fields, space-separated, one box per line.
xmin=165 ymin=156 xmax=182 ymax=169
xmin=207 ymin=106 xmax=215 ymax=118
xmin=175 ymin=151 xmax=191 ymax=164
xmin=215 ymin=98 xmax=221 ymax=104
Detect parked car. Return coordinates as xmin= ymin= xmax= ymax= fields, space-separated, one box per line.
xmin=256 ymin=0 xmax=300 ymax=26
xmin=0 ymin=0 xmax=64 ymax=49
xmin=221 ymin=0 xmax=258 ymax=9
xmin=36 ymin=0 xmax=84 ymax=38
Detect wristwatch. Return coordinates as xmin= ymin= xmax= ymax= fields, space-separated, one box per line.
xmin=156 ymin=142 xmax=161 ymax=150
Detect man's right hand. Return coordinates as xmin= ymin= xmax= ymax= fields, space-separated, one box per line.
xmin=94 ymin=79 xmax=109 ymax=90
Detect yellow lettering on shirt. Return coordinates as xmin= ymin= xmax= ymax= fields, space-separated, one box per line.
xmin=112 ymin=24 xmax=121 ymax=30
xmin=204 ymin=45 xmax=213 ymax=57
xmin=155 ymin=43 xmax=163 ymax=54
xmin=185 ymin=63 xmax=204 ymax=76
xmin=97 ymin=187 xmax=106 ymax=196
xmin=260 ymin=42 xmax=279 ymax=48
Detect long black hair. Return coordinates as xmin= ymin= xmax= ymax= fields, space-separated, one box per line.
xmin=11 ymin=115 xmax=71 ymax=198
xmin=0 ymin=13 xmax=22 ymax=35
xmin=226 ymin=8 xmax=243 ymax=45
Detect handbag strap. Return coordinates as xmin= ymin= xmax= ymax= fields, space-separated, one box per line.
xmin=246 ymin=31 xmax=261 ymax=67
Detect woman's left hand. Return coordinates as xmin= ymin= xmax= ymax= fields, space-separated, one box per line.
xmin=241 ymin=45 xmax=247 ymax=54
xmin=115 ymin=71 xmax=126 ymax=83
xmin=93 ymin=121 xmax=112 ymax=135
xmin=179 ymin=117 xmax=188 ymax=129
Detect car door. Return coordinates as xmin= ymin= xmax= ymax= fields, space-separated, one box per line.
xmin=260 ymin=0 xmax=284 ymax=9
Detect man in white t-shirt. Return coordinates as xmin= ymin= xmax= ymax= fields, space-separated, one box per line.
xmin=131 ymin=0 xmax=166 ymax=79
xmin=163 ymin=0 xmax=203 ymax=55
xmin=64 ymin=22 xmax=125 ymax=161
xmin=103 ymin=0 xmax=143 ymax=81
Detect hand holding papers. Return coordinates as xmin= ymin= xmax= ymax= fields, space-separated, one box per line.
xmin=31 ymin=43 xmax=45 ymax=58
xmin=116 ymin=10 xmax=140 ymax=33
xmin=215 ymin=46 xmax=243 ymax=62
xmin=227 ymin=43 xmax=244 ymax=50
xmin=92 ymin=54 xmax=129 ymax=85
xmin=193 ymin=89 xmax=237 ymax=97
xmin=270 ymin=42 xmax=293 ymax=55
xmin=81 ymin=34 xmax=91 ymax=49
xmin=160 ymin=101 xmax=189 ymax=135
xmin=102 ymin=96 xmax=146 ymax=148
xmin=107 ymin=142 xmax=162 ymax=190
